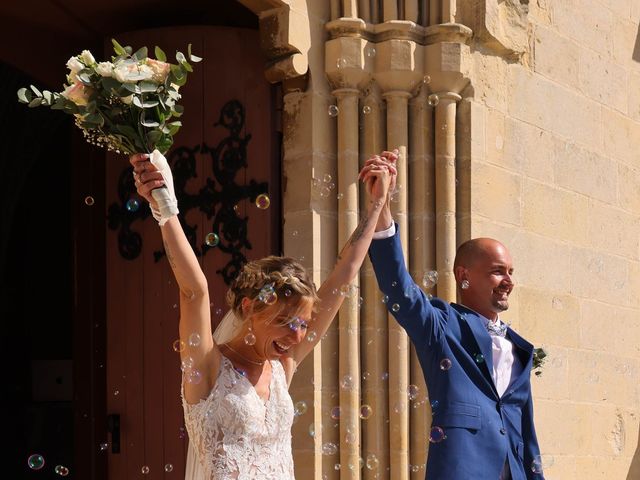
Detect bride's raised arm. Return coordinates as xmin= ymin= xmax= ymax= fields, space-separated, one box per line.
xmin=289 ymin=151 xmax=398 ymax=366
xmin=130 ymin=153 xmax=221 ymax=405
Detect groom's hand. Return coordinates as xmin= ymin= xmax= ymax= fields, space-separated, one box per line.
xmin=359 ymin=149 xmax=398 ymax=232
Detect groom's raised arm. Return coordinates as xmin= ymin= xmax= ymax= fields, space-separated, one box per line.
xmin=369 ymin=224 xmax=448 ymax=344
xmin=366 ymin=152 xmax=448 ymax=345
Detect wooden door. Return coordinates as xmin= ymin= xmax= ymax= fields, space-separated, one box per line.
xmin=105 ymin=26 xmax=279 ymax=479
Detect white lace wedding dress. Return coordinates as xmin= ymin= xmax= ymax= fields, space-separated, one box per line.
xmin=182 ymin=355 xmax=295 ymax=479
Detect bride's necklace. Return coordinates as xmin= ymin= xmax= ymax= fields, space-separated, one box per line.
xmin=223 ymin=342 xmax=266 ymax=366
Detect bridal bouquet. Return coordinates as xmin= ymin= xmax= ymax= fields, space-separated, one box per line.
xmin=17 ymin=39 xmax=202 ymax=155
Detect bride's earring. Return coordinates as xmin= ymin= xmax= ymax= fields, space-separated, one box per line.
xmin=244 ymin=323 xmax=257 ymax=345
xmin=461 ymin=279 xmax=470 ymax=290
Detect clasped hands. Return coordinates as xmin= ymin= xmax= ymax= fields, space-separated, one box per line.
xmin=129 ymin=148 xmax=400 ymax=216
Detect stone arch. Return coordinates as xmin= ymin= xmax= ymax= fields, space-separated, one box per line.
xmin=236 ymin=0 xmax=311 ymax=83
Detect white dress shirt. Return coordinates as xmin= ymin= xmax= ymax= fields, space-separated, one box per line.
xmin=482 ymin=317 xmax=523 ymax=397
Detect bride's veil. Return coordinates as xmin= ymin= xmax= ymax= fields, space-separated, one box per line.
xmin=184 ymin=309 xmax=242 ymax=479
xmin=212 ymin=309 xmax=242 ymax=344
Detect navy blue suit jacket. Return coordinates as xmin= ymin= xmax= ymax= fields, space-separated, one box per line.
xmin=369 ymin=228 xmax=544 ymax=480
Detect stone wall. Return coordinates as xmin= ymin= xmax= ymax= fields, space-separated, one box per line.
xmin=462 ymin=1 xmax=640 ymax=478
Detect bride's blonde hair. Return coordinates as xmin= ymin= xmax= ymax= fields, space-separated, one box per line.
xmin=226 ymin=256 xmax=319 ymax=319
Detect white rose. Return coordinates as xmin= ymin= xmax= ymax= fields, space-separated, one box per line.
xmin=96 ymin=62 xmax=114 ymax=77
xmin=66 ymin=56 xmax=84 ymax=73
xmin=113 ymin=61 xmax=154 ymax=83
xmin=81 ymin=50 xmax=96 ymax=66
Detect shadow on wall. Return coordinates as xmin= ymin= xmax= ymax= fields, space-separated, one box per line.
xmin=628 ymin=425 xmax=640 ymax=479
xmin=634 ymin=23 xmax=640 ymax=64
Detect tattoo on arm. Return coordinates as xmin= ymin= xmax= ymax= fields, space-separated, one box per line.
xmin=337 ymin=212 xmax=371 ymax=260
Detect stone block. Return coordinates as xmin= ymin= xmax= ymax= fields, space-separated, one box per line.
xmin=553 ymin=0 xmax=613 ymax=57
xmin=586 ymin=199 xmax=640 ymax=260
xmin=578 ymin=46 xmax=628 ymax=113
xmin=579 ymin=299 xmax=640 ymax=358
xmin=518 ymin=286 xmax=579 ymax=349
xmin=510 ymin=231 xmax=572 ymax=292
xmin=603 ymin=107 xmax=640 ymax=165
xmin=523 ymin=178 xmax=589 ymax=244
xmin=507 ymin=66 xmax=602 ymax=152
xmin=471 ymin=161 xmax=522 ymax=226
xmin=553 ymin=142 xmax=617 ymax=205
xmin=534 ymin=24 xmax=579 ymax=88
xmin=569 ymin=247 xmax=628 ymax=305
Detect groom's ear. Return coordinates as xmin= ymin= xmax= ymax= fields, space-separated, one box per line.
xmin=453 ymin=266 xmax=467 ymax=284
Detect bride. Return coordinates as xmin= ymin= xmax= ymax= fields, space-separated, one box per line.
xmin=130 ymin=150 xmax=397 ymax=479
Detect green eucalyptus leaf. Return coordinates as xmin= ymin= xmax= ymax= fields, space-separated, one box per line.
xmin=176 ymin=51 xmax=186 ymax=64
xmin=30 ymin=85 xmax=42 ymax=97
xmin=142 ymin=100 xmax=159 ymax=108
xmin=187 ymin=43 xmax=203 ymax=63
xmin=115 ymin=124 xmax=139 ymax=138
xmin=173 ymin=104 xmax=184 ymax=117
xmin=17 ymin=88 xmax=32 ymax=103
xmin=172 ymin=74 xmax=187 ymax=87
xmin=122 ymin=83 xmax=140 ymax=94
xmin=85 ymin=112 xmax=104 ymax=126
xmin=141 ymin=118 xmax=160 ymax=127
xmin=132 ymin=96 xmax=144 ymax=108
xmin=42 ymin=91 xmax=55 ymax=104
xmin=124 ymin=46 xmax=133 ymax=55
xmin=154 ymin=46 xmax=167 ymax=62
xmin=139 ymin=81 xmax=158 ymax=93
xmin=146 ymin=130 xmax=162 ymax=144
xmin=132 ymin=46 xmax=148 ymax=61
xmin=182 ymin=61 xmax=193 ymax=73
xmin=78 ymin=72 xmax=92 ymax=84
xmin=112 ymin=38 xmax=127 ymax=56
xmin=101 ymin=77 xmax=121 ymax=92
xmin=28 ymin=97 xmax=43 ymax=108
xmin=156 ymin=135 xmax=173 ymax=154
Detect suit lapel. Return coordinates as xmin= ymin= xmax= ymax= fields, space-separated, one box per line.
xmin=452 ymin=304 xmax=499 ymax=397
xmin=504 ymin=328 xmax=534 ymax=393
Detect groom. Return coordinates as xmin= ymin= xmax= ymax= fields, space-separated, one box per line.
xmin=364 ymin=151 xmax=544 ymax=479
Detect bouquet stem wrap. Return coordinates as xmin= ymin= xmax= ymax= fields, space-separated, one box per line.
xmin=149 ymin=149 xmax=179 ymax=225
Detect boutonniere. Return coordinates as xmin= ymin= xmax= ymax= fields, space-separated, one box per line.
xmin=532 ymin=347 xmax=547 ymax=376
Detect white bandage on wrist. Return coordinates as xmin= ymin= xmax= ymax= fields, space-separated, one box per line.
xmin=149 ymin=149 xmax=179 ymax=226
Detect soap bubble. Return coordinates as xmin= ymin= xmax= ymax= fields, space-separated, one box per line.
xmin=422 ymin=270 xmax=438 ymax=289
xmin=126 ymin=198 xmax=140 ymax=212
xmin=27 ymin=454 xmax=45 ymax=470
xmin=255 ymin=193 xmax=270 ymax=210
xmin=429 ymin=426 xmax=446 ymax=443
xmin=205 ymin=232 xmax=219 ymax=247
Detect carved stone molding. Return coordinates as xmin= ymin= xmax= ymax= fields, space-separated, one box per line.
xmin=237 ymin=0 xmax=311 ymax=85
xmin=458 ymin=0 xmax=530 ymax=60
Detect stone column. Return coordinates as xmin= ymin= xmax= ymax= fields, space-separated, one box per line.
xmin=326 ymin=28 xmax=371 ymax=480
xmin=408 ymin=86 xmax=434 ymax=478
xmin=434 ymin=92 xmax=461 ymax=300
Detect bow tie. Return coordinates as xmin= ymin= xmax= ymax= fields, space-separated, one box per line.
xmin=486 ymin=320 xmax=508 ymax=337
